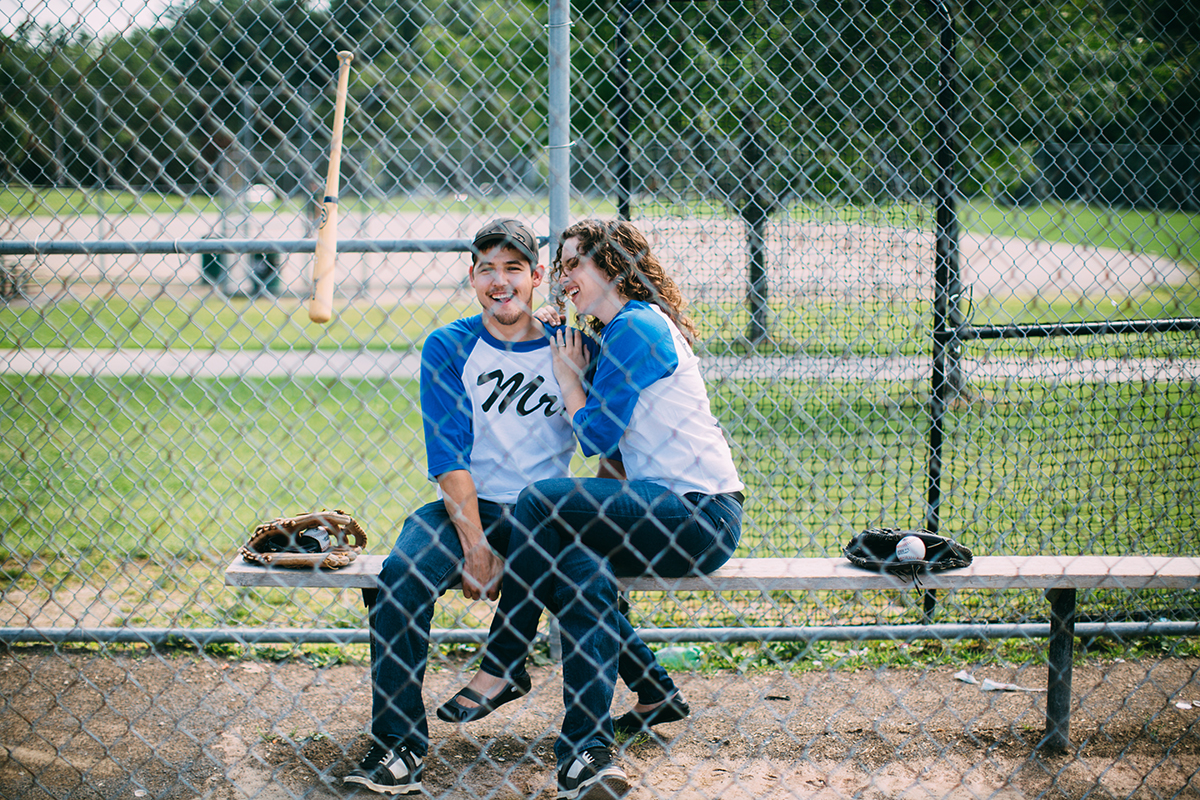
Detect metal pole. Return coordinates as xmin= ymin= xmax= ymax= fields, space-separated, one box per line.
xmin=548 ymin=0 xmax=572 ymax=251
xmin=615 ymin=0 xmax=636 ymax=220
xmin=924 ymin=0 xmax=962 ymax=536
xmin=5 ymin=617 xmax=1191 ymax=646
xmin=923 ymin=0 xmax=964 ymax=622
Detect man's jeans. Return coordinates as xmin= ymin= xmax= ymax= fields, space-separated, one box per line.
xmin=481 ymin=478 xmax=743 ymax=761
xmin=367 ymin=499 xmax=516 ymax=757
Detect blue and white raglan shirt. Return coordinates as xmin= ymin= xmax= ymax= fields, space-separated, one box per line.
xmin=421 ymin=316 xmax=578 ymax=504
xmin=572 ymin=300 xmax=743 ymax=497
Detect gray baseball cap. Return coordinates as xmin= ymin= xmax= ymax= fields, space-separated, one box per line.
xmin=472 ymin=218 xmax=539 ymax=265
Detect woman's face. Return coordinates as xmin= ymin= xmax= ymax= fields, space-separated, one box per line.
xmin=559 ymin=236 xmax=624 ymax=323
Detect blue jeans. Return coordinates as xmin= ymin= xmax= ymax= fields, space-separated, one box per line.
xmin=481 ymin=478 xmax=743 ymax=761
xmin=367 ymin=499 xmax=517 ymax=757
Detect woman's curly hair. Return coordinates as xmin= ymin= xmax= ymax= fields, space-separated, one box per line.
xmin=551 ymin=219 xmax=698 ymax=344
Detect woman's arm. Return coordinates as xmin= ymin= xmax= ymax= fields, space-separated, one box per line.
xmin=569 ymin=307 xmax=678 ymax=457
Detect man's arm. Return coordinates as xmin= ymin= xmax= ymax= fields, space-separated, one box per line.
xmin=437 ymin=469 xmax=503 ymax=601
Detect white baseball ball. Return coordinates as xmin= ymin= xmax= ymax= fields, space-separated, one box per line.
xmin=895 ymin=535 xmax=926 ymax=562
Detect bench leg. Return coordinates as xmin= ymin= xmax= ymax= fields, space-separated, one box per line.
xmin=1043 ymin=587 xmax=1076 ymax=752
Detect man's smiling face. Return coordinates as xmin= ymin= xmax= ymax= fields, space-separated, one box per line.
xmin=470 ymin=244 xmax=544 ymax=336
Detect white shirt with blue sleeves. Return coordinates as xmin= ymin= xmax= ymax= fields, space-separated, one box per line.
xmin=420 ymin=316 xmax=577 ymax=504
xmin=572 ymin=301 xmax=743 ymax=497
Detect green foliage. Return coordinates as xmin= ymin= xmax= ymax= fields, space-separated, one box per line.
xmin=6 ymin=1 xmax=1196 ymax=205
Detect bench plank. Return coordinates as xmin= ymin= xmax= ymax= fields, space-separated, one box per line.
xmin=225 ymin=554 xmax=1200 ymax=592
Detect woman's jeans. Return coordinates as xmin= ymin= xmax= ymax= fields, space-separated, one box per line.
xmin=481 ymin=478 xmax=743 ymax=760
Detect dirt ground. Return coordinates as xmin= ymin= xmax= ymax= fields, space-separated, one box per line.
xmin=1 ymin=646 xmax=1198 ymax=800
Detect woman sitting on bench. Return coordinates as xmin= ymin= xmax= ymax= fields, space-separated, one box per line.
xmin=438 ymin=219 xmax=744 ymax=744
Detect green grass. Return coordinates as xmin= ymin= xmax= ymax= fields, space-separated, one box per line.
xmin=0 ymin=187 xmax=224 ymax=218
xmin=2 ymin=369 xmax=1195 ymax=631
xmin=7 ymin=187 xmax=1195 ymax=267
xmin=714 ymin=378 xmax=1198 ymax=558
xmin=0 ymin=294 xmax=464 ymax=350
xmin=963 ymin=199 xmax=1200 ymax=269
xmin=4 ymin=372 xmax=1195 ymax=559
xmin=0 ymin=374 xmax=429 ymax=557
xmin=685 ymin=633 xmax=1200 ymax=675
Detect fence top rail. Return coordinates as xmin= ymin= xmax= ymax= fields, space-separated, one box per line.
xmin=224 ymin=554 xmax=1200 ymax=592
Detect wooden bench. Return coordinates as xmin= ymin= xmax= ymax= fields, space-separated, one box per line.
xmin=225 ymin=554 xmax=1200 ymax=751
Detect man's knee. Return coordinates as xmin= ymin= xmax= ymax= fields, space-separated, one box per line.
xmin=378 ymin=551 xmax=439 ymax=602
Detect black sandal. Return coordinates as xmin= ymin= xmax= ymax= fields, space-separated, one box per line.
xmin=436 ymin=671 xmax=532 ymax=723
xmin=613 ymin=693 xmax=690 ymax=736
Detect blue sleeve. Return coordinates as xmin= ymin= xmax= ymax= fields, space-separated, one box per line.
xmin=572 ymin=311 xmax=677 ymax=457
xmin=420 ymin=325 xmax=475 ymax=479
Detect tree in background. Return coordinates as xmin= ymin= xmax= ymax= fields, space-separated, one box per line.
xmin=3 ymin=0 xmax=1195 ymax=223
xmin=570 ymin=0 xmax=938 ymax=343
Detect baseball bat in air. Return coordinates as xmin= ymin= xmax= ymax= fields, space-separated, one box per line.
xmin=308 ymin=50 xmax=354 ymax=324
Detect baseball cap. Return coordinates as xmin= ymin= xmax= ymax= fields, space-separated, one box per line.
xmin=472 ymin=219 xmax=539 ymax=266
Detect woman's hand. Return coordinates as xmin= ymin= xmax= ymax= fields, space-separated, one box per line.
xmin=551 ymin=328 xmax=590 ymax=416
xmin=534 ymin=305 xmax=564 ymax=326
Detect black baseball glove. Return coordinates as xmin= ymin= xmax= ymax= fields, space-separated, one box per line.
xmin=843 ymin=528 xmax=973 ymax=578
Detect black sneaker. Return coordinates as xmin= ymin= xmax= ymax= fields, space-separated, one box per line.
xmin=557 ymin=746 xmax=631 ymax=800
xmin=343 ymin=741 xmax=423 ymax=795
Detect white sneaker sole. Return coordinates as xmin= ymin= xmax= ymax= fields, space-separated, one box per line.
xmin=343 ymin=774 xmax=423 ymax=796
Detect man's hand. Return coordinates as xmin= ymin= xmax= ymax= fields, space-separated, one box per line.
xmin=437 ymin=469 xmax=502 ymax=601
xmin=461 ymin=540 xmax=502 ymax=601
xmin=534 ymin=305 xmax=565 ymax=326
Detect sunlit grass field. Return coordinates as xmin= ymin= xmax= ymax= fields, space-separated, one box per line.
xmin=3 ymin=372 xmax=1194 ymax=559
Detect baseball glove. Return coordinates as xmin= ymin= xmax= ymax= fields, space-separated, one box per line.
xmin=240 ymin=510 xmax=367 ymax=570
xmin=843 ymin=528 xmax=973 ymax=579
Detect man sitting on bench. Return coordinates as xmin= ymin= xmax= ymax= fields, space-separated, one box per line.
xmin=345 ymin=219 xmax=659 ymax=799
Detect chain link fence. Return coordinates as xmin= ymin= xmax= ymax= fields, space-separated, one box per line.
xmin=2 ymin=1 xmax=1199 ymax=798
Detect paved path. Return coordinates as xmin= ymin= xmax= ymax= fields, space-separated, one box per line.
xmin=3 ymin=348 xmax=1199 ymax=384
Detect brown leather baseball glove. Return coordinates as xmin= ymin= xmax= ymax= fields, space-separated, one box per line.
xmin=239 ymin=510 xmax=367 ymax=569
